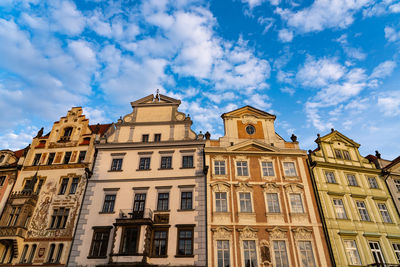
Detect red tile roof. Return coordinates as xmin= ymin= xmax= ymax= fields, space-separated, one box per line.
xmin=89 ymin=124 xmax=112 ymax=136
xmin=385 ymin=155 xmax=400 ymax=169
xmin=14 ymin=148 xmax=25 ymax=158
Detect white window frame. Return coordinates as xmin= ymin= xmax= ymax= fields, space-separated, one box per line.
xmin=393 ymin=243 xmax=400 ymax=263
xmin=369 ymin=241 xmax=386 ymax=264
xmin=261 ymin=161 xmax=275 ymax=177
xmin=368 ymin=177 xmax=379 ymax=189
xmin=236 ymin=160 xmax=249 ymax=177
xmin=289 ymin=193 xmax=304 ymax=213
xmin=325 ymin=171 xmax=336 ymax=183
xmin=215 ymin=192 xmax=228 ymax=212
xmin=283 ymin=162 xmax=297 ymax=177
xmin=343 ymin=240 xmax=362 ymax=265
xmin=241 ymin=240 xmax=259 ymax=267
xmin=333 ymin=199 xmax=347 ymax=219
xmin=272 ymin=240 xmax=290 ymax=267
xmin=377 ymin=203 xmax=392 ymax=223
xmin=356 ymin=201 xmax=370 ymax=221
xmin=214 ymin=160 xmax=227 ymax=176
xmin=297 ymin=240 xmax=317 ymax=267
xmin=238 ymin=192 xmax=253 ymax=213
xmin=216 ymin=240 xmax=230 ymax=267
xmin=346 ymin=174 xmax=358 ymax=186
xmin=266 ymin=193 xmax=281 ymax=213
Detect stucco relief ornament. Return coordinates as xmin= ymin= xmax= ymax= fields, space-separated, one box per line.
xmin=262 ymin=183 xmax=280 ymax=193
xmin=259 ymin=239 xmax=272 ymax=267
xmin=241 ymin=115 xmax=257 ymax=125
xmin=293 ymin=227 xmax=313 ymax=240
xmin=283 ymin=183 xmax=303 ymax=193
xmin=235 ymin=182 xmax=252 ymax=192
xmin=238 ymin=226 xmax=258 ymax=240
xmin=268 ymin=227 xmax=287 ymax=239
xmin=210 ymin=182 xmax=230 ymax=192
xmin=212 ymin=226 xmax=233 ymax=240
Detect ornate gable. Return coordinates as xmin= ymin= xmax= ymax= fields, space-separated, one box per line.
xmin=221 ymin=105 xmax=275 ymax=120
xmin=130 ymin=93 xmax=181 ymax=107
xmin=227 ymin=140 xmax=279 ymax=152
xmin=318 ymin=130 xmax=360 ymax=148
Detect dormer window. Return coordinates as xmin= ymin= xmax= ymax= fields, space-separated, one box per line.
xmin=60 ymin=127 xmax=73 ymax=141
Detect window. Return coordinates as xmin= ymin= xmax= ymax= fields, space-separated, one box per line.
xmin=0 ymin=155 xmax=4 ymax=163
xmin=121 ymin=227 xmax=139 ymax=255
xmin=245 ymin=125 xmax=255 ymax=135
xmin=142 ymin=134 xmax=149 ymax=142
xmin=215 ymin=192 xmax=228 ymax=212
xmin=368 ymin=177 xmax=379 ymax=189
xmin=343 ymin=150 xmax=351 ymax=160
xmin=289 ymin=194 xmax=304 ymax=213
xmin=283 ymin=162 xmax=297 ymax=176
xmin=243 ymin=240 xmax=258 ymax=267
xmin=152 ymin=230 xmax=168 ymax=256
xmin=23 ymin=179 xmax=32 ymax=192
xmin=214 ymin=161 xmax=226 ymax=175
xmin=0 ymin=176 xmax=5 ymax=186
xmin=20 ymin=245 xmax=28 ymax=263
xmin=46 ymin=244 xmax=56 ymax=263
xmin=333 ymin=199 xmax=347 ymax=219
xmin=335 ymin=149 xmax=343 ymax=159
xmin=273 ymin=240 xmax=289 ymax=267
xmin=393 ymin=243 xmax=400 ymax=262
xmin=298 ymin=241 xmax=316 ymax=267
xmin=59 ymin=178 xmax=69 ymax=195
xmin=266 ymin=193 xmax=280 ymax=213
xmin=177 ymin=227 xmax=193 ymax=256
xmin=239 ymin=192 xmax=252 ymax=213
xmin=78 ymin=151 xmax=86 ymax=163
xmin=111 ymin=158 xmax=123 ymax=171
xmin=236 ymin=161 xmax=249 ymax=176
xmin=154 ymin=134 xmax=161 ymax=142
xmin=89 ymin=228 xmax=111 ymax=258
xmin=262 ymin=162 xmax=274 ymax=176
xmin=55 ymin=244 xmax=63 ymax=263
xmin=160 ymin=156 xmax=172 ymax=169
xmin=378 ymin=203 xmax=392 ymax=223
xmin=181 ymin=192 xmax=193 ymax=210
xmin=27 ymin=244 xmax=36 ymax=263
xmin=7 ymin=207 xmax=21 ymax=226
xmin=182 ymin=155 xmax=194 ymax=168
xmin=69 ymin=178 xmax=79 ymax=194
xmin=369 ymin=241 xmax=385 ymax=264
xmin=217 ymin=240 xmax=230 ymax=267
xmin=35 ymin=179 xmax=44 ymax=194
xmin=139 ymin=157 xmax=151 ymax=170
xmin=325 ymin=172 xmax=336 ymax=183
xmin=102 ymin=194 xmax=116 ymax=213
xmin=47 ymin=153 xmax=55 ymax=165
xmin=356 ymin=201 xmax=370 ymax=221
xmin=157 ymin=193 xmax=169 ymax=211
xmin=63 ymin=152 xmax=72 ymax=164
xmin=50 ymin=208 xmax=69 ymax=229
xmin=347 ymin=174 xmax=358 ymax=186
xmin=63 ymin=127 xmax=73 ymax=137
xmin=32 ymin=153 xmax=41 ymax=166
xmin=395 ymin=180 xmax=400 ymax=191
xmin=344 ymin=240 xmax=361 ymax=265
xmin=133 ymin=194 xmax=146 ymax=217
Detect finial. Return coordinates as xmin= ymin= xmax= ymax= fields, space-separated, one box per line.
xmin=290 ymin=134 xmax=297 ymax=142
xmin=331 ymin=128 xmax=335 ymax=132
xmin=375 ymin=150 xmax=381 ymax=159
xmin=205 ymin=131 xmax=211 ymax=140
xmin=317 ymin=133 xmax=320 ymax=138
xmin=35 ymin=127 xmax=44 ymax=138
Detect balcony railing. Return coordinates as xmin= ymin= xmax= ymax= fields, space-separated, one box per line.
xmin=0 ymin=226 xmax=27 ymax=238
xmin=118 ymin=209 xmax=153 ymax=220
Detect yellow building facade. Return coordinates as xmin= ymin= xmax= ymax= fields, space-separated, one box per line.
xmin=308 ymin=130 xmax=400 ymax=266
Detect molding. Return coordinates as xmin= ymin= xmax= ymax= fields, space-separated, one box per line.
xmin=159 ymin=150 xmax=175 ymax=154
xmin=338 ymin=230 xmax=358 ymax=236
xmin=91 ymin=175 xmax=204 ymax=183
xmin=22 ymin=163 xmax=88 ymax=171
xmin=96 ymin=141 xmax=205 ymax=150
xmin=351 ymin=193 xmax=367 ymax=199
xmin=314 ymin=161 xmax=381 ymax=174
xmin=156 ymin=186 xmax=172 ymax=189
xmin=178 ymin=185 xmax=195 ymax=188
xmin=179 ymin=149 xmax=196 ymax=153
xmin=132 ymin=187 xmax=150 ymax=190
xmin=138 ymin=151 xmax=153 ymax=155
xmin=327 ymin=191 xmax=346 ymax=196
xmin=103 ymin=188 xmax=120 ymax=191
xmin=111 ymin=153 xmax=126 ymax=156
xmin=363 ymin=232 xmax=381 ymax=237
xmin=372 ymin=196 xmax=388 ymax=201
xmin=386 ymin=234 xmax=400 ymax=239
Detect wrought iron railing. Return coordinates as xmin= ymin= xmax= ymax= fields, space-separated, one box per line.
xmin=118 ymin=208 xmax=153 ymax=220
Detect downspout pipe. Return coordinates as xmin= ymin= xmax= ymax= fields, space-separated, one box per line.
xmin=202 ymin=142 xmax=209 ymax=267
xmin=307 ymin=152 xmax=336 ymax=267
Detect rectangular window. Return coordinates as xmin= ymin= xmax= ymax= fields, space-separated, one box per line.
xmin=133 ymin=193 xmax=146 ymax=214
xmin=0 ymin=176 xmax=5 ymax=186
xmin=121 ymin=227 xmax=139 ymax=255
xmin=32 ymin=153 xmax=41 ymax=166
xmin=182 ymin=155 xmax=194 ymax=168
xmin=35 ymin=179 xmax=44 ymax=194
xmin=181 ymin=192 xmax=193 ymax=210
xmin=55 ymin=244 xmax=63 ymax=263
xmin=368 ymin=177 xmax=379 ymax=189
xmin=344 ymin=240 xmax=361 ymax=265
xmin=111 ymin=158 xmax=123 ymax=171
xmin=47 ymin=244 xmax=56 ymax=263
xmin=89 ymin=228 xmax=110 ymax=258
xmin=335 ymin=149 xmax=343 ymax=159
xmin=154 ymin=134 xmax=161 ymax=142
xmin=59 ymin=178 xmax=69 ymax=195
xmin=177 ymin=227 xmax=193 ymax=256
xmin=347 ymin=174 xmax=358 ymax=186
xmin=236 ymin=161 xmax=249 ymax=176
xmin=27 ymin=244 xmax=36 ymax=263
xmin=23 ymin=179 xmax=32 ymax=192
xmin=50 ymin=208 xmax=69 ymax=229
xmin=217 ymin=240 xmax=230 ymax=267
xmin=273 ymin=240 xmax=289 ymax=267
xmin=395 ymin=180 xmax=400 ymax=191
xmin=343 ymin=150 xmax=351 ymax=160
xmin=215 ymin=192 xmax=227 ymax=212
xmin=283 ymin=162 xmax=297 ymax=176
xmin=142 ymin=134 xmax=149 ymax=142
xmin=139 ymin=157 xmax=151 ymax=170
xmin=393 ymin=243 xmax=400 ymax=262
xmin=333 ymin=199 xmax=347 ymax=219
xmin=214 ymin=161 xmax=226 ymax=175
xmin=290 ymin=194 xmax=304 ymax=213
xmin=325 ymin=172 xmax=336 ymax=183
xmin=243 ymin=240 xmax=258 ymax=267
xmin=7 ymin=207 xmax=21 ymax=226
xmin=298 ymin=241 xmax=316 ymax=267
xmin=356 ymin=201 xmax=370 ymax=221
xmin=47 ymin=153 xmax=55 ymax=165
xmin=239 ymin=192 xmax=252 ymax=213
xmin=157 ymin=193 xmax=169 ymax=211
xmin=69 ymin=178 xmax=79 ymax=194
xmin=78 ymin=151 xmax=86 ymax=163
xmin=152 ymin=230 xmax=168 ymax=256
xmin=266 ymin=193 xmax=280 ymax=213
xmin=262 ymin=162 xmax=274 ymax=176
xmin=369 ymin=241 xmax=385 ymax=264
xmin=160 ymin=156 xmax=172 ymax=169
xmin=378 ymin=203 xmax=392 ymax=223
xmin=63 ymin=152 xmax=72 ymax=164
xmin=102 ymin=194 xmax=116 ymax=213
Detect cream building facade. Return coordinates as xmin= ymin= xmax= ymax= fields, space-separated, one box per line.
xmin=69 ymin=94 xmax=207 ymax=267
xmin=0 ymin=107 xmax=110 ymax=265
xmin=205 ymin=106 xmax=332 ymax=267
xmin=308 ymin=130 xmax=400 ymax=266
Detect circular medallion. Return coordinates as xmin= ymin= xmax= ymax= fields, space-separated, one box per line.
xmin=246 ymin=125 xmax=255 ymax=135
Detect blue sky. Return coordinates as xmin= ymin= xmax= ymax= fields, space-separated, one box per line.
xmin=0 ymin=0 xmax=399 ymax=159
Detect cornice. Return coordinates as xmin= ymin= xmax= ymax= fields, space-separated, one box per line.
xmin=313 ymin=161 xmax=380 ymax=174
xmin=204 ymin=148 xmax=306 ymax=156
xmin=22 ymin=163 xmax=88 ymax=171
xmin=96 ymin=141 xmax=205 ymax=150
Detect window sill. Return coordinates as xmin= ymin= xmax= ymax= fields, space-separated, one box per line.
xmin=136 ymin=169 xmax=151 ymax=171
xmin=149 ymin=255 xmax=168 ymax=258
xmin=108 ymin=169 xmax=123 ymax=172
xmin=99 ymin=211 xmax=115 ymax=214
xmin=87 ymin=256 xmax=107 ymax=259
xmin=180 ymin=167 xmax=195 ymax=169
xmin=158 ymin=168 xmax=173 ymax=170
xmin=175 ymin=254 xmax=194 ymax=258
xmin=177 ymin=209 xmax=195 ymax=212
xmin=283 ymin=175 xmax=299 ymax=179
xmin=348 ymin=185 xmax=360 ymax=187
xmin=154 ymin=210 xmax=170 ymax=213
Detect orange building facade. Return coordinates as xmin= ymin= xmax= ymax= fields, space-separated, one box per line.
xmin=205 ymin=106 xmax=332 ymax=267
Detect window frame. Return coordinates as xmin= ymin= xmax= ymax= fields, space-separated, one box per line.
xmin=47 ymin=152 xmax=56 ymax=165
xmin=325 ymin=171 xmax=336 ymax=184
xmin=180 ymin=191 xmax=193 ymax=210
xmin=59 ymin=178 xmax=69 ymax=195
xmin=333 ymin=198 xmax=348 ymax=219
xmin=238 ymin=192 xmax=253 ymax=213
xmin=176 ymin=226 xmax=194 ymax=257
xmin=242 ymin=240 xmax=258 ymax=267
xmin=88 ymin=227 xmax=111 ymax=258
xmin=102 ymin=194 xmax=116 ymax=213
xmin=139 ymin=157 xmax=151 ymax=170
xmin=289 ymin=193 xmax=304 ymax=213
xmin=151 ymin=229 xmax=168 ymax=257
xmin=343 ymin=240 xmax=362 ymax=265
xmin=0 ymin=176 xmax=6 ymax=187
xmin=346 ymin=174 xmax=358 ymax=186
xmin=368 ymin=177 xmax=379 ymax=189
xmin=261 ymin=161 xmax=275 ymax=177
xmin=377 ymin=203 xmax=392 ymax=223
xmin=266 ymin=193 xmax=281 ymax=213
xmin=157 ymin=192 xmax=169 ymax=211
xmin=215 ymin=192 xmax=228 ymax=212
xmin=63 ymin=151 xmax=72 ymax=164
xmin=236 ymin=160 xmax=249 ymax=177
xmin=392 ymin=243 xmax=400 ymax=263
xmin=369 ymin=241 xmax=386 ymax=264
xmin=69 ymin=178 xmax=79 ymax=194
xmin=356 ymin=201 xmax=371 ymax=221
xmin=272 ymin=240 xmax=289 ymax=267
xmin=32 ymin=153 xmax=42 ymax=166
xmin=214 ymin=160 xmax=226 ymax=176
xmin=154 ymin=134 xmax=161 ymax=142
xmin=182 ymin=155 xmax=194 ymax=168
xmin=142 ymin=134 xmax=149 ymax=142
xmin=49 ymin=208 xmax=69 ymax=229
xmin=160 ymin=156 xmax=172 ymax=169
xmin=110 ymin=158 xmax=123 ymax=171
xmin=77 ymin=151 xmax=87 ymax=163
xmin=343 ymin=150 xmax=351 ymax=160
xmin=283 ymin=162 xmax=297 ymax=177
xmin=297 ymin=240 xmax=317 ymax=267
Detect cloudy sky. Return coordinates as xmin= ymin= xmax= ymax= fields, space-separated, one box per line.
xmin=0 ymin=0 xmax=399 ymax=159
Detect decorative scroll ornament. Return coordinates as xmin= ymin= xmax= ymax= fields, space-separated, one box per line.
xmin=238 ymin=226 xmax=258 ymax=240
xmin=283 ymin=183 xmax=304 ymax=193
xmin=292 ymin=227 xmax=313 ymax=240
xmin=212 ymin=226 xmax=233 ymax=240
xmin=241 ymin=115 xmax=258 ymax=125
xmin=210 ymin=182 xmax=230 ymax=192
xmin=262 ymin=183 xmax=280 ymax=193
xmin=235 ymin=182 xmax=253 ymax=192
xmin=267 ymin=227 xmax=288 ymax=239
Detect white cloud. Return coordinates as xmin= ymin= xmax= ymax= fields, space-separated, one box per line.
xmin=258 ymin=17 xmax=275 ymax=33
xmin=363 ymin=0 xmax=400 ymax=17
xmin=50 ymin=0 xmax=86 ymax=35
xmin=0 ymin=126 xmax=38 ymax=150
xmin=241 ymin=0 xmax=266 ymax=9
xmin=378 ymin=92 xmax=400 ymax=116
xmin=82 ymin=107 xmax=109 ymax=124
xmin=385 ymin=26 xmax=400 ymax=42
xmin=370 ymin=60 xmax=396 ymax=79
xmin=278 ymin=29 xmax=293 ymax=42
xmin=280 ymin=87 xmax=295 ymax=95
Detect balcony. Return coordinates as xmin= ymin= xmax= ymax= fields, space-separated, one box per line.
xmin=115 ymin=209 xmax=153 ymax=226
xmin=0 ymin=226 xmax=27 ymax=238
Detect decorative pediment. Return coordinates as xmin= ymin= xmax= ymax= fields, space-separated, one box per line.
xmin=228 ymin=140 xmax=279 ymax=152
xmin=267 ymin=227 xmax=288 ymax=239
xmin=211 ymin=226 xmax=233 ymax=239
xmin=262 ymin=183 xmax=281 ymax=192
xmin=292 ymin=227 xmax=313 ymax=239
xmin=222 ymin=106 xmax=276 ymax=120
xmin=238 ymin=226 xmax=258 ymax=239
xmin=234 ymin=182 xmax=253 ymax=192
xmin=283 ymin=183 xmax=304 ymax=193
xmin=210 ymin=182 xmax=231 ymax=192
xmin=131 ymin=93 xmax=181 ymax=107
xmin=319 ymin=130 xmax=360 ymax=148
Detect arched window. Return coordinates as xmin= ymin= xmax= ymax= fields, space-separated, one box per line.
xmin=55 ymin=244 xmax=63 ymax=263
xmin=27 ymin=244 xmax=36 ymax=263
xmin=19 ymin=245 xmax=28 ymax=263
xmin=47 ymin=244 xmax=56 ymax=263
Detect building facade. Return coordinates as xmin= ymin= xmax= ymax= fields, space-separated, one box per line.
xmin=0 ymin=107 xmax=110 ymax=265
xmin=205 ymin=106 xmax=332 ymax=267
xmin=69 ymin=94 xmax=207 ymax=267
xmin=308 ymin=130 xmax=400 ymax=266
